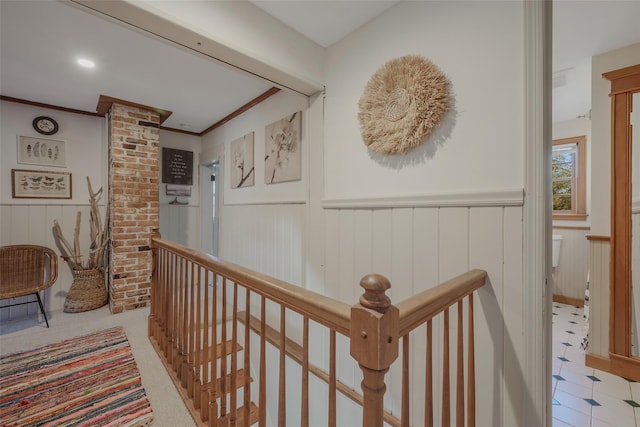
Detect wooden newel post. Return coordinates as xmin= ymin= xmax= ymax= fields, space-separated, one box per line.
xmin=350 ymin=274 xmax=399 ymax=427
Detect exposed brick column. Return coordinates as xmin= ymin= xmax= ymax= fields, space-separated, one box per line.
xmin=108 ymin=103 xmax=160 ymax=313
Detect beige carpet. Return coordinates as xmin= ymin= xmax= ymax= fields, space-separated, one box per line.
xmin=0 ymin=305 xmax=195 ymax=427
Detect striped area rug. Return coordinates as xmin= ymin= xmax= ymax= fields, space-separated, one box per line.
xmin=0 ymin=326 xmax=153 ymax=426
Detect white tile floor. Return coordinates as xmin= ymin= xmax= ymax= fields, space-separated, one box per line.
xmin=552 ymin=302 xmax=640 ymax=427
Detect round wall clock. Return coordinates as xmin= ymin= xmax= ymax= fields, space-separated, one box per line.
xmin=32 ymin=116 xmax=59 ymax=135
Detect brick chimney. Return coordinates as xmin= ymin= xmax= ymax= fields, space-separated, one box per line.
xmin=107 ymin=102 xmax=160 ymax=313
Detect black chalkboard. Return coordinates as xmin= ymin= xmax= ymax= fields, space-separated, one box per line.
xmin=162 ymin=147 xmax=193 ymax=185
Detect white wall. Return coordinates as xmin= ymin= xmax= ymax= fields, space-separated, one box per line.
xmin=197 ymin=2 xmax=532 ymax=425
xmin=0 ymin=101 xmax=105 ymax=205
xmin=158 ymin=130 xmax=202 ymax=249
xmin=200 ymin=90 xmax=309 ymax=284
xmin=551 ymin=227 xmax=590 ymax=301
xmin=319 ymin=2 xmax=528 ymax=425
xmin=0 ymin=100 xmax=106 ymax=317
xmin=323 ymin=1 xmax=523 ymax=200
xmin=214 ymin=90 xmax=309 ymax=206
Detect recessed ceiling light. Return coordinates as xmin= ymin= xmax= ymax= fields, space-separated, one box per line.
xmin=77 ymin=58 xmax=95 ymax=68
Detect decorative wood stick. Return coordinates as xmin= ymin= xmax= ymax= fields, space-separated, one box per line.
xmin=52 ymin=177 xmax=108 ymax=271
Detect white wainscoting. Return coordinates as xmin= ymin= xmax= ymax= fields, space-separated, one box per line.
xmin=0 ymin=204 xmax=98 ymax=320
xmin=320 ymin=205 xmax=524 ymax=426
xmin=215 ymin=198 xmax=523 ymax=425
xmin=218 ymin=203 xmax=306 ymax=286
xmin=159 ymin=204 xmax=201 ymax=250
xmin=551 ymin=227 xmax=590 ymax=303
xmin=212 ymin=202 xmax=524 ymax=425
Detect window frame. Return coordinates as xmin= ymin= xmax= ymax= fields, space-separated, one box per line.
xmin=552 ymin=135 xmax=587 ymax=221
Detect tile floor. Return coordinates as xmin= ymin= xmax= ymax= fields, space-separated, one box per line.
xmin=552 ymin=302 xmax=640 ymax=427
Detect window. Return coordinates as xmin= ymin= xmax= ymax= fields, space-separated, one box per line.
xmin=552 ymin=136 xmax=587 ymax=220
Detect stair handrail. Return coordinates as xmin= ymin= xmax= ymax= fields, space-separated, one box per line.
xmin=151 ymin=237 xmax=351 ymax=335
xmin=395 ymin=269 xmax=487 ymax=335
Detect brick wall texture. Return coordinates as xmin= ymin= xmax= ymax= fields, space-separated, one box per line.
xmin=108 ymin=103 xmax=160 ymax=313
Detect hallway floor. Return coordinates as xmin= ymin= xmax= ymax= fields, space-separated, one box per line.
xmin=552 ymin=302 xmax=640 ymax=427
xmin=0 ymin=305 xmax=196 ymax=427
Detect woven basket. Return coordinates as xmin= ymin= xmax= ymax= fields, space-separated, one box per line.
xmin=64 ymin=268 xmax=108 ymax=313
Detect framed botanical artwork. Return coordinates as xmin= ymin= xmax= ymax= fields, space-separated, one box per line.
xmin=17 ymin=135 xmax=66 ymax=167
xmin=264 ymin=111 xmax=302 ymax=184
xmin=11 ymin=169 xmax=72 ymax=199
xmin=230 ymin=132 xmax=255 ymax=189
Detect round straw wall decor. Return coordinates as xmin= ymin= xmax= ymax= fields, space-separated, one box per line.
xmin=358 ymin=55 xmax=451 ymax=155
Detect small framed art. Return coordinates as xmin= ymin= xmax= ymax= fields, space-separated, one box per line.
xmin=17 ymin=135 xmax=66 ymax=167
xmin=11 ymin=169 xmax=72 ymax=199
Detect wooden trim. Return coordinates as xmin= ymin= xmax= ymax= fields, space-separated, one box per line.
xmin=552 ymin=226 xmax=590 ymax=231
xmin=586 ymin=235 xmax=610 ymax=242
xmin=603 ymin=64 xmax=640 ymax=81
xmin=588 ymin=351 xmax=640 ymax=383
xmin=585 ymin=353 xmax=611 ymax=372
xmin=199 ymin=87 xmax=281 ymax=136
xmin=603 ymin=65 xmax=639 ymax=358
xmin=160 ymin=126 xmax=201 ymax=136
xmin=603 ymin=64 xmax=640 ymax=95
xmin=3 ymin=88 xmax=280 ymax=136
xmin=396 ymin=269 xmax=487 ymax=335
xmin=0 ymin=95 xmax=99 ymax=117
xmin=552 ymin=214 xmax=588 ymax=221
xmin=96 ymin=94 xmax=173 ymax=124
xmin=552 ymin=294 xmax=584 ymax=308
xmin=609 ymin=353 xmax=640 ymax=382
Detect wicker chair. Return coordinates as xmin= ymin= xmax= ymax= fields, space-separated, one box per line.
xmin=0 ymin=245 xmax=58 ymax=327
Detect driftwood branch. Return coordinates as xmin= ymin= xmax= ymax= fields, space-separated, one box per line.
xmin=52 ymin=177 xmax=108 ymax=271
xmin=52 ymin=220 xmax=80 ymax=270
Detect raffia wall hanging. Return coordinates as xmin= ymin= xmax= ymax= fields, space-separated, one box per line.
xmin=358 ymin=55 xmax=451 ymax=155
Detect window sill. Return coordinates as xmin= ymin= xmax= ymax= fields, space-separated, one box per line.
xmin=553 ymin=213 xmax=588 ymax=221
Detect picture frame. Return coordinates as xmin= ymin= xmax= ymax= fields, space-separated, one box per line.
xmin=230 ymin=132 xmax=255 ymax=189
xmin=17 ymin=135 xmax=66 ymax=167
xmin=11 ymin=169 xmax=72 ymax=199
xmin=264 ymin=111 xmax=302 ymax=184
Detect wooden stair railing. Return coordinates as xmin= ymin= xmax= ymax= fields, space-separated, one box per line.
xmin=149 ymin=233 xmax=486 ymax=427
xmin=394 ymin=269 xmax=487 ymax=427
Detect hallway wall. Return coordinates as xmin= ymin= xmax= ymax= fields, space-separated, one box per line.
xmin=0 ymin=101 xmax=105 ymax=317
xmin=198 ymin=2 xmax=532 ymax=425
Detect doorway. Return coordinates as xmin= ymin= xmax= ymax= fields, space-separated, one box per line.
xmin=200 ymin=162 xmax=220 ymax=257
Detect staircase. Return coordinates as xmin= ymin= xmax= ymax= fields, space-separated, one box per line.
xmin=150 ymin=335 xmax=259 ymax=427
xmin=149 ymin=235 xmax=487 ymax=427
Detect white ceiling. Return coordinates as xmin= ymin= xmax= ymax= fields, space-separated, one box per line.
xmin=1 ymin=1 xmax=639 ymax=133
